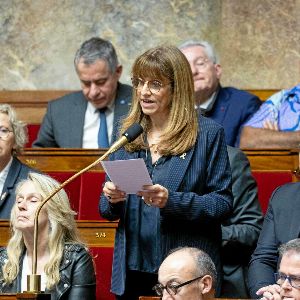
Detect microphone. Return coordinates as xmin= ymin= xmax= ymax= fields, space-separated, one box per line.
xmin=107 ymin=123 xmax=143 ymax=155
xmin=27 ymin=123 xmax=143 ymax=293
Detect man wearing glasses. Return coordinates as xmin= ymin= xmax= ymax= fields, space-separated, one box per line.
xmin=248 ymin=182 xmax=300 ymax=298
xmin=255 ymin=239 xmax=300 ymax=300
xmin=154 ymin=247 xmax=216 ymax=300
xmin=179 ymin=40 xmax=261 ymax=147
xmin=180 ymin=39 xmax=263 ymax=299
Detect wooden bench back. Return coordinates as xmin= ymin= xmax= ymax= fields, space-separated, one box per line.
xmin=16 ymin=148 xmax=300 ymax=216
xmin=0 ymin=89 xmax=278 ymax=124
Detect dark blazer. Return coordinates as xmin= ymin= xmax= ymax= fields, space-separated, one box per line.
xmin=99 ymin=115 xmax=233 ymax=296
xmin=221 ymin=146 xmax=263 ymax=298
xmin=248 ymin=182 xmax=300 ymax=298
xmin=33 ymin=83 xmax=132 ymax=148
xmin=205 ymin=86 xmax=261 ymax=146
xmin=0 ymin=157 xmax=35 ymax=219
xmin=0 ymin=244 xmax=96 ymax=299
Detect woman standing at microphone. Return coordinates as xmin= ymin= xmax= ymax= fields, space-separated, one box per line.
xmin=100 ymin=45 xmax=233 ymax=300
xmin=0 ymin=172 xmax=96 ymax=299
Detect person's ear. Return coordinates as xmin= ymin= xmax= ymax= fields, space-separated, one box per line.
xmin=115 ymin=65 xmax=123 ymax=80
xmin=214 ymin=64 xmax=222 ymax=80
xmin=199 ymin=275 xmax=213 ymax=295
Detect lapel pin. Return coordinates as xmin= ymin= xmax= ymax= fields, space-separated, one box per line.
xmin=0 ymin=192 xmax=8 ymax=202
xmin=180 ymin=153 xmax=186 ymax=159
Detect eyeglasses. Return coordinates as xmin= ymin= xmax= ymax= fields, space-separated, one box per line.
xmin=131 ymin=77 xmax=168 ymax=94
xmin=153 ymin=275 xmax=204 ymax=296
xmin=275 ymin=272 xmax=300 ymax=289
xmin=0 ymin=127 xmax=13 ymax=139
xmin=195 ymin=58 xmax=210 ymax=71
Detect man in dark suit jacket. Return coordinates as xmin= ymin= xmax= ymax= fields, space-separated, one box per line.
xmin=222 ymin=146 xmax=263 ymax=298
xmin=251 ymin=238 xmax=300 ymax=300
xmin=248 ymin=182 xmax=300 ymax=298
xmin=33 ymin=37 xmax=131 ymax=148
xmin=0 ymin=104 xmax=36 ymax=219
xmin=179 ymin=40 xmax=261 ymax=146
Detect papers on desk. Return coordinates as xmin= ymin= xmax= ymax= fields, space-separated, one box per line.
xmin=101 ymin=158 xmax=153 ymax=194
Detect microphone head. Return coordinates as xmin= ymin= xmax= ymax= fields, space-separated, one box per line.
xmin=122 ymin=123 xmax=144 ymax=142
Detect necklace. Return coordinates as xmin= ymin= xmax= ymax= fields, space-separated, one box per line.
xmin=149 ymin=144 xmax=159 ymax=154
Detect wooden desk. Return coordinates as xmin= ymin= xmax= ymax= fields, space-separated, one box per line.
xmin=18 ymin=148 xmax=107 ymax=172
xmin=0 ymin=294 xmax=50 ymax=300
xmin=0 ymin=220 xmax=117 ymax=247
xmin=0 ymin=90 xmax=72 ymax=124
xmin=243 ymin=149 xmax=300 ymax=175
xmin=18 ymin=148 xmax=300 ymax=174
xmin=0 ymin=295 xmax=16 ymax=300
xmin=1 ymin=89 xmax=278 ymax=124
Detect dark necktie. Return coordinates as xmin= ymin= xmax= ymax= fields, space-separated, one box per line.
xmin=98 ymin=108 xmax=109 ymax=148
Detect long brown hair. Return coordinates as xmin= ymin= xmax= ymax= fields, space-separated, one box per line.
xmin=121 ymin=45 xmax=198 ymax=156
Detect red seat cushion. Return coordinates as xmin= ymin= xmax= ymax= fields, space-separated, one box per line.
xmin=252 ymin=171 xmax=293 ymax=214
xmin=26 ymin=124 xmax=40 ymax=147
xmin=90 ymin=247 xmax=114 ymax=300
xmin=47 ymin=172 xmax=81 ymax=218
xmin=78 ymin=172 xmax=106 ymax=220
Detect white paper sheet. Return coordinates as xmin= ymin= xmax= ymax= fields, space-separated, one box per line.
xmin=101 ymin=158 xmax=153 ymax=194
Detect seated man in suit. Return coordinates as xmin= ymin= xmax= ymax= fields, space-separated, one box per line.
xmin=33 ymin=37 xmax=132 ymax=148
xmin=0 ymin=104 xmax=36 ymax=219
xmin=240 ymin=84 xmax=300 ymax=148
xmin=221 ymin=146 xmax=263 ymax=298
xmin=154 ymin=247 xmax=216 ymax=300
xmin=179 ymin=40 xmax=261 ymax=146
xmin=187 ymin=63 xmax=263 ymax=296
xmin=254 ymin=238 xmax=300 ymax=300
xmin=248 ymin=182 xmax=300 ymax=298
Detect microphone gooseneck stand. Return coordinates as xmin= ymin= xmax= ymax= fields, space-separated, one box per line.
xmin=24 ymin=123 xmax=143 ymax=295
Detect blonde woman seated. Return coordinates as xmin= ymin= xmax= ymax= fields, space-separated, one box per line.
xmin=0 ymin=172 xmax=96 ymax=299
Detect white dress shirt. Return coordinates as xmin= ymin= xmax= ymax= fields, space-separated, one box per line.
xmin=0 ymin=157 xmax=13 ymax=195
xmin=82 ymin=102 xmax=115 ymax=148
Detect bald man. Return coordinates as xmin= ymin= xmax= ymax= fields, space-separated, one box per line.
xmin=154 ymin=247 xmax=216 ymax=300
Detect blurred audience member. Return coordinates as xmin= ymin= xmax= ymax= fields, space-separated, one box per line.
xmin=33 ymin=37 xmax=131 ymax=148
xmin=0 ymin=104 xmax=35 ymax=219
xmin=155 ymin=247 xmax=216 ymax=300
xmin=240 ymin=84 xmax=300 ymax=148
xmin=221 ymin=146 xmax=263 ymax=298
xmin=255 ymin=238 xmax=300 ymax=300
xmin=179 ymin=40 xmax=261 ymax=147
